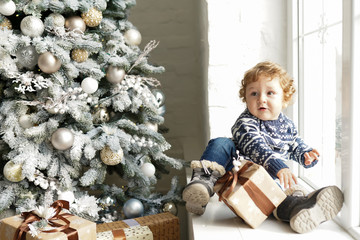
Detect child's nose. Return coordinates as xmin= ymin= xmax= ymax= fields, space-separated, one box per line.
xmin=258 ymin=94 xmax=266 ymax=103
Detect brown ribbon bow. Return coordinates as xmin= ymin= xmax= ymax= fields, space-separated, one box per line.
xmin=216 ymin=162 xmax=276 ymax=216
xmin=14 ymin=200 xmax=79 ymax=240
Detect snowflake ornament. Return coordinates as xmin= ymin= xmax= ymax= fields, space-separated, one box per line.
xmin=13 ymin=72 xmax=51 ymax=94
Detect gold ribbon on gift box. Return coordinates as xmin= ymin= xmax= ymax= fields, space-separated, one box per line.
xmin=216 ymin=161 xmax=276 ymax=216
xmin=13 ymin=200 xmax=78 ymax=240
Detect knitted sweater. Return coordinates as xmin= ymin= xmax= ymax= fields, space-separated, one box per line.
xmin=231 ymin=109 xmax=317 ymax=179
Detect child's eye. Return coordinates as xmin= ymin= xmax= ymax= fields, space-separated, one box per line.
xmin=267 ymin=91 xmax=275 ymax=95
xmin=250 ymin=92 xmax=258 ymax=96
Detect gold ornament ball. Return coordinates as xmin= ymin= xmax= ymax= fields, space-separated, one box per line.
xmin=92 ymin=107 xmax=110 ymax=124
xmin=0 ymin=17 xmax=12 ymax=30
xmin=162 ymin=202 xmax=177 ymax=215
xmin=65 ymin=16 xmax=86 ymax=33
xmin=81 ymin=8 xmax=103 ymax=27
xmin=106 ymin=65 xmax=126 ymax=84
xmin=100 ymin=146 xmax=124 ymax=165
xmin=3 ymin=161 xmax=25 ymax=182
xmin=38 ymin=52 xmax=61 ymax=74
xmin=71 ymin=49 xmax=88 ymax=63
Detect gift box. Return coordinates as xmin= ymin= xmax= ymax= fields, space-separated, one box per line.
xmin=214 ymin=160 xmax=287 ymax=228
xmin=97 ymin=225 xmax=153 ymax=240
xmin=96 ymin=212 xmax=179 ymax=240
xmin=0 ymin=200 xmax=96 ymax=240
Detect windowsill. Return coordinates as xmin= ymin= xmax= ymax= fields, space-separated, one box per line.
xmin=186 ymin=168 xmax=355 ymax=240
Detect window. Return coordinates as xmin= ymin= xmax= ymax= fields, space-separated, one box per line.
xmin=293 ymin=0 xmax=360 ymax=237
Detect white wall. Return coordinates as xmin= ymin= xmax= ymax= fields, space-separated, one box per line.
xmin=207 ymin=0 xmax=288 ymax=138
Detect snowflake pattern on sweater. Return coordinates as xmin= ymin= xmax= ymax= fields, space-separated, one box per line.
xmin=231 ymin=109 xmax=317 ymax=179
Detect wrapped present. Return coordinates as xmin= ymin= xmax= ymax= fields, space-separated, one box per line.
xmin=0 ymin=200 xmax=96 ymax=240
xmin=97 ymin=225 xmax=152 ymax=240
xmin=97 ymin=212 xmax=179 ymax=240
xmin=214 ymin=160 xmax=287 ymax=228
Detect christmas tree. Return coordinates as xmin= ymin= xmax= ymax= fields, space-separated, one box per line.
xmin=0 ymin=0 xmax=183 ymax=222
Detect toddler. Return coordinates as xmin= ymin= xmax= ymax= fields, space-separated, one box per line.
xmin=182 ymin=61 xmax=344 ymax=233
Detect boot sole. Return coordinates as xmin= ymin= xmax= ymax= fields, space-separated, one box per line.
xmin=290 ymin=185 xmax=344 ymax=234
xmin=182 ymin=183 xmax=210 ymax=215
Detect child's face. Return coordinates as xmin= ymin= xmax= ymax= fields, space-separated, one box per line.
xmin=245 ymin=74 xmax=284 ymax=120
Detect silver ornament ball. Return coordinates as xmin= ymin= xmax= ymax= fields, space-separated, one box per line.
xmin=16 ymin=45 xmax=39 ymax=69
xmin=124 ymin=29 xmax=142 ymax=46
xmin=0 ymin=0 xmax=16 ymax=16
xmin=20 ymin=16 xmax=44 ymax=37
xmin=51 ymin=128 xmax=74 ymax=150
xmin=152 ymin=89 xmax=165 ymax=106
xmin=106 ymin=66 xmax=126 ymax=84
xmin=38 ymin=52 xmax=61 ymax=74
xmin=100 ymin=196 xmax=116 ymax=208
xmin=65 ymin=16 xmax=86 ymax=33
xmin=162 ymin=202 xmax=178 ymax=215
xmin=123 ymin=198 xmax=144 ymax=219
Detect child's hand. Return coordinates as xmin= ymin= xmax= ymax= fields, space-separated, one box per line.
xmin=277 ymin=168 xmax=297 ymax=189
xmin=304 ymin=149 xmax=320 ymax=166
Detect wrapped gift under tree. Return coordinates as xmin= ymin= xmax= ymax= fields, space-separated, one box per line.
xmin=0 ymin=200 xmax=96 ymax=240
xmin=96 ymin=212 xmax=179 ymax=240
xmin=214 ymin=158 xmax=287 ymax=228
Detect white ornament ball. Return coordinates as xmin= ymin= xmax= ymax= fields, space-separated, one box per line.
xmin=0 ymin=0 xmax=16 ymax=16
xmin=65 ymin=16 xmax=86 ymax=33
xmin=38 ymin=52 xmax=61 ymax=74
xmin=141 ymin=162 xmax=156 ymax=177
xmin=48 ymin=13 xmax=65 ymax=27
xmin=58 ymin=190 xmax=75 ymax=204
xmin=123 ymin=199 xmax=144 ymax=219
xmin=16 ymin=45 xmax=39 ymax=70
xmin=51 ymin=128 xmax=74 ymax=150
xmin=20 ymin=16 xmax=44 ymax=37
xmin=3 ymin=161 xmax=24 ymax=182
xmin=124 ymin=29 xmax=142 ymax=46
xmin=106 ymin=66 xmax=126 ymax=84
xmin=19 ymin=114 xmax=33 ymax=129
xmin=145 ymin=122 xmax=158 ymax=132
xmin=100 ymin=146 xmax=124 ymax=165
xmin=81 ymin=77 xmax=98 ymax=94
xmin=45 ymin=100 xmax=58 ymax=114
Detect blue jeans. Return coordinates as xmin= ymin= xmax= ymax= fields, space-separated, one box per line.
xmin=200 ymin=137 xmax=237 ymax=172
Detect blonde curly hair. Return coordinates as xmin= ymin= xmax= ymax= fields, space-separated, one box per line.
xmin=239 ymin=61 xmax=296 ymax=107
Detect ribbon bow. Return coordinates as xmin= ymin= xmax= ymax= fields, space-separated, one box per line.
xmin=216 ymin=161 xmax=276 ymax=216
xmin=14 ymin=200 xmax=79 ymax=240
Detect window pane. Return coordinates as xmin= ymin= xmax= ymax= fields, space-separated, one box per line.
xmin=302 ymin=0 xmax=323 ymax=34
xmin=299 ymin=0 xmax=342 ymax=188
